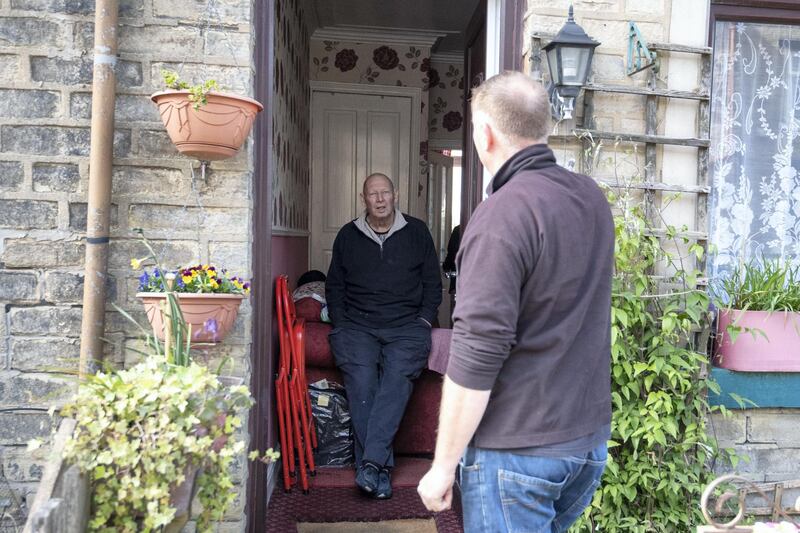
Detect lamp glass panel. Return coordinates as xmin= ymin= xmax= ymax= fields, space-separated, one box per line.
xmin=546 ymin=47 xmax=560 ymax=85
xmin=560 ymin=46 xmax=589 ymax=85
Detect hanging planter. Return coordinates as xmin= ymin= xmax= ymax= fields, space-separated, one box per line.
xmin=134 ymin=261 xmax=251 ymax=345
xmin=137 ymin=292 xmax=245 ymax=344
xmin=150 ymin=90 xmax=263 ymax=161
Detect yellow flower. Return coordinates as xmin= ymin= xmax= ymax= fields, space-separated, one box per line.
xmin=130 ymin=258 xmax=143 ymax=269
xmin=182 ymin=275 xmax=192 ymax=284
xmin=209 ymin=279 xmax=219 ymax=289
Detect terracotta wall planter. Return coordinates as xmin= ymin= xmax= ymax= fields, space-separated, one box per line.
xmin=137 ymin=292 xmax=245 ymax=343
xmin=715 ymin=309 xmax=800 ymax=371
xmin=150 ymin=90 xmax=264 ymax=161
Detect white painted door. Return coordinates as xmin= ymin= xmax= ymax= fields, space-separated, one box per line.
xmin=427 ymin=150 xmax=454 ymax=328
xmin=310 ymin=87 xmax=414 ymax=273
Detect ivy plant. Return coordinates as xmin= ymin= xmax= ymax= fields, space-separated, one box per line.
xmin=571 ymin=189 xmax=735 ymax=532
xmin=61 ymin=357 xmax=254 ymax=532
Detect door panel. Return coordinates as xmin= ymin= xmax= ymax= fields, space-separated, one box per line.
xmin=322 ymin=110 xmax=358 ymax=234
xmin=311 ymin=89 xmax=413 ymax=273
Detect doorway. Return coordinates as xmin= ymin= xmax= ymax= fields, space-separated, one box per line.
xmin=248 ymin=0 xmax=524 ymax=529
xmin=309 ymin=82 xmax=421 ymax=273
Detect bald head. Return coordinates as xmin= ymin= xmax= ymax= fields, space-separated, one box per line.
xmin=362 ymin=173 xmax=394 ymax=196
xmin=470 ymin=71 xmax=551 ymax=144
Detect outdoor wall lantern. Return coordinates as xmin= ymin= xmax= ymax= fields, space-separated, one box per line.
xmin=543 ymin=5 xmax=600 ymax=120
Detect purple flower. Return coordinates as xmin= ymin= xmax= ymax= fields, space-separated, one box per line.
xmin=334 ymin=49 xmax=358 ymax=72
xmin=427 ymin=68 xmax=440 ymax=90
xmin=373 ymin=46 xmax=399 ymax=70
xmin=138 ymin=271 xmax=150 ymax=291
xmin=201 ymin=318 xmax=220 ymax=342
xmin=443 ymin=111 xmax=463 ymax=132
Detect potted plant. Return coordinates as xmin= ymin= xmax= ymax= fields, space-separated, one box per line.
xmin=130 ymin=230 xmax=250 ymax=344
xmin=713 ymin=257 xmax=800 ymax=371
xmin=150 ymin=69 xmax=264 ymax=161
xmin=51 ymin=249 xmax=278 ymax=532
xmin=60 ymin=357 xmax=255 ymax=532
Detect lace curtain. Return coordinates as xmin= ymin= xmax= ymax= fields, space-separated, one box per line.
xmin=708 ymin=21 xmax=800 ymax=280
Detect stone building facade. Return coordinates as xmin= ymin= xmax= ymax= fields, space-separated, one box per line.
xmin=0 ymin=0 xmax=255 ymax=529
xmin=0 ymin=0 xmax=798 ymax=529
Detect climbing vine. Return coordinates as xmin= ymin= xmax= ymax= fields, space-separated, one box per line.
xmin=571 ymin=186 xmax=735 ymax=532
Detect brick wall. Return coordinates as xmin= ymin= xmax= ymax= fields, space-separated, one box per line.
xmin=0 ymin=0 xmax=257 ymax=529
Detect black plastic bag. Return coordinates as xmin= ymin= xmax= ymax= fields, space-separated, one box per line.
xmin=309 ymin=379 xmax=354 ymax=466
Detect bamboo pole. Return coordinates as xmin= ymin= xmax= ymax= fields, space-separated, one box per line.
xmin=79 ymin=0 xmax=119 ymax=377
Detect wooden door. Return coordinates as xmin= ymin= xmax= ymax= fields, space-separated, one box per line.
xmin=310 ymin=86 xmax=415 ymax=273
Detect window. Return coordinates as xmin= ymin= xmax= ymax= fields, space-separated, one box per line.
xmin=708 ymin=17 xmax=800 ymax=278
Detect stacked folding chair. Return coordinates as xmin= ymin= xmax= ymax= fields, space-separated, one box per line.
xmin=274 ymin=275 xmax=318 ymax=493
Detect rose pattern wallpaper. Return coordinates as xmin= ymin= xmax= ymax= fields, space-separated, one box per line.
xmin=310 ymin=39 xmax=434 ymax=213
xmin=272 ymin=0 xmax=310 ymax=232
xmin=428 ymin=59 xmax=464 ymax=143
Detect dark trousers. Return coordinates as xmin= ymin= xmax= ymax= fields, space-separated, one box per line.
xmin=328 ymin=320 xmax=431 ymax=468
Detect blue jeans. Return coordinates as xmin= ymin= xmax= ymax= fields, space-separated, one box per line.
xmin=328 ymin=320 xmax=431 ymax=468
xmin=459 ymin=443 xmax=607 ymax=533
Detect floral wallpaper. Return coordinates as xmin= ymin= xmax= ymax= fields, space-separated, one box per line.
xmin=428 ymin=59 xmax=464 ymax=144
xmin=272 ymin=0 xmax=310 ymax=232
xmin=310 ymin=39 xmax=432 ymax=214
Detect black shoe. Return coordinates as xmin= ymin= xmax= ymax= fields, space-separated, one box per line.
xmin=375 ymin=467 xmax=392 ymax=500
xmin=355 ymin=461 xmax=380 ymax=495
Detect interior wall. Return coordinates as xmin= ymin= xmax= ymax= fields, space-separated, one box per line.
xmin=428 ymin=58 xmax=465 ymax=147
xmin=272 ymin=0 xmax=311 ymax=234
xmin=310 ymin=38 xmax=433 ymax=218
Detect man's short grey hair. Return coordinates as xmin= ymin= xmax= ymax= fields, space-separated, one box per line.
xmin=470 ymin=71 xmax=551 ymax=142
xmin=363 ymin=173 xmax=395 ymax=195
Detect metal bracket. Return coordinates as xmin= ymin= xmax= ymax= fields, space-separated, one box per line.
xmin=627 ymin=21 xmax=658 ymax=76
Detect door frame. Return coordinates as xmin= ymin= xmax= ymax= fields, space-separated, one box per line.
xmin=309 ymin=80 xmax=422 ymax=218
xmin=248 ymin=0 xmax=274 ymax=531
xmin=461 ymin=0 xmax=525 ymax=228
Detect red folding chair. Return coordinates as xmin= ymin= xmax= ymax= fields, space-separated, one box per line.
xmin=279 ymin=277 xmax=318 ymax=450
xmin=274 ymin=279 xmax=295 ymax=492
xmin=274 ymin=275 xmax=317 ymax=493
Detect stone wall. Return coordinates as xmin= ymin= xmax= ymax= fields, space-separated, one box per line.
xmin=711 ymin=410 xmax=800 ymax=512
xmin=0 ymin=0 xmax=256 ymax=529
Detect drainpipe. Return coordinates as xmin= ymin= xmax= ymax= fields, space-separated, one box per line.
xmin=79 ymin=0 xmax=119 ymax=377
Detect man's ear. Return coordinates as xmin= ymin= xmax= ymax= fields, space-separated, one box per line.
xmin=472 ymin=113 xmax=493 ymax=154
xmin=482 ymin=120 xmax=497 ymax=154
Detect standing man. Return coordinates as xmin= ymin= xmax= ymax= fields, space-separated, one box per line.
xmin=327 ymin=172 xmax=442 ymax=500
xmin=417 ymin=71 xmax=614 ymax=532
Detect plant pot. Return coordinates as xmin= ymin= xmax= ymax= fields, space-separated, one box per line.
xmin=150 ymin=90 xmax=264 ymax=161
xmin=137 ymin=292 xmax=245 ymax=343
xmin=715 ymin=309 xmax=800 ymax=371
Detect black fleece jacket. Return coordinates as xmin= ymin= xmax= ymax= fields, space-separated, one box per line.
xmin=326 ymin=214 xmax=442 ymax=329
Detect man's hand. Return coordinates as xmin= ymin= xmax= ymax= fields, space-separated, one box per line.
xmin=417 ymin=463 xmax=456 ymax=512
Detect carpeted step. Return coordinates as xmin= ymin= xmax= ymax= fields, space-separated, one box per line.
xmin=267 ymin=457 xmax=462 ymax=532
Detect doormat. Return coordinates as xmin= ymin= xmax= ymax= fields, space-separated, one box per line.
xmin=297 ymin=518 xmax=438 ymax=533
